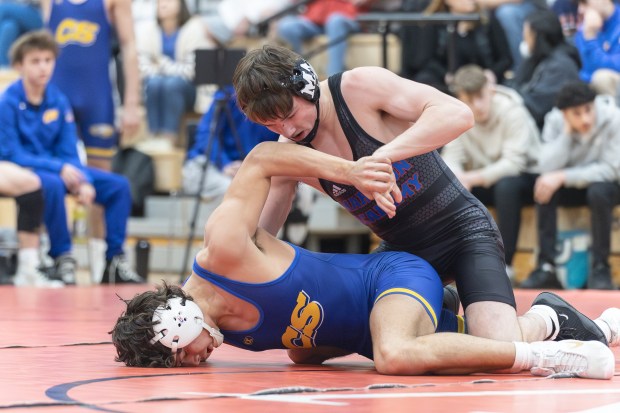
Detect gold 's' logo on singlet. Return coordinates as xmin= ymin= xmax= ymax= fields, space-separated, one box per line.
xmin=281 ymin=291 xmax=324 ymax=349
xmin=55 ymin=19 xmax=100 ymax=46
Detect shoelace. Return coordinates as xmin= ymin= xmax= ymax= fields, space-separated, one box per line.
xmin=536 ymin=349 xmax=587 ymax=374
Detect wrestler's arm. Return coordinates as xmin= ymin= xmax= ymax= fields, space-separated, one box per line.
xmin=258 ymin=138 xmax=301 ymax=236
xmin=257 ymin=139 xmax=399 ymax=218
xmin=203 ymin=141 xmax=394 ymax=271
xmin=287 ymin=347 xmax=352 ymax=365
xmin=346 ymin=67 xmax=474 ymax=161
xmin=259 ymin=175 xmax=298 ymax=236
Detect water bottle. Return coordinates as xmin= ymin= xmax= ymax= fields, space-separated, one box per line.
xmin=72 ymin=205 xmax=87 ymax=242
xmin=135 ymin=239 xmax=150 ymax=280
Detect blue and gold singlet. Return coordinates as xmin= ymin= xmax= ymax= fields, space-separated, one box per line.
xmin=192 ymin=244 xmax=443 ymax=360
xmin=48 ymin=0 xmax=118 ymax=158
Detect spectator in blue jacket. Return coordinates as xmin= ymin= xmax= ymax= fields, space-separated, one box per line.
xmin=0 ymin=30 xmax=143 ymax=285
xmin=574 ymin=0 xmax=620 ymax=98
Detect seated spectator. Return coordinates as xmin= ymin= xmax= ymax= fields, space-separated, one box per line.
xmin=276 ymin=0 xmax=376 ymax=77
xmin=521 ymin=81 xmax=620 ymax=290
xmin=202 ymin=0 xmax=292 ymax=46
xmin=403 ymin=0 xmax=512 ymax=92
xmin=0 ymin=161 xmax=62 ymax=287
xmin=574 ymin=0 xmax=620 ymax=97
xmin=136 ymin=0 xmax=210 ymax=144
xmin=510 ymin=10 xmax=581 ymax=130
xmin=476 ymin=0 xmax=549 ymax=70
xmin=0 ymin=30 xmax=144 ymax=285
xmin=182 ymin=86 xmax=279 ymax=199
xmin=442 ymin=64 xmax=540 ymax=281
xmin=0 ymin=0 xmax=42 ymax=67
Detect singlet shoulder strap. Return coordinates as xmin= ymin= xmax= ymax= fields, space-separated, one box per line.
xmin=327 ymin=72 xmax=384 ymax=160
xmin=327 ymin=72 xmax=363 ymax=158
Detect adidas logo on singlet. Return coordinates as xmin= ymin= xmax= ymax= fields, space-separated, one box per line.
xmin=332 ymin=185 xmax=346 ymax=197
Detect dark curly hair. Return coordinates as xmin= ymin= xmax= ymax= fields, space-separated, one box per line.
xmin=109 ymin=282 xmax=192 ymax=367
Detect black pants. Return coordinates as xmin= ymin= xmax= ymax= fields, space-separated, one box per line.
xmin=537 ymin=182 xmax=620 ymax=267
xmin=471 ymin=173 xmax=537 ymax=265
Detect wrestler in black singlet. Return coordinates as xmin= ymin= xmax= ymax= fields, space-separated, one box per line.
xmin=314 ymin=73 xmax=515 ymax=309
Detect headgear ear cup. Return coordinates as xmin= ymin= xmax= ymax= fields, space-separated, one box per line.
xmin=150 ymin=297 xmax=224 ymax=349
xmin=288 ymin=59 xmax=320 ymax=103
xmin=150 ymin=297 xmax=204 ymax=348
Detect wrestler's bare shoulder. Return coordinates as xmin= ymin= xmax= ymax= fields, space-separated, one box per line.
xmin=341 ymin=67 xmax=410 ymax=99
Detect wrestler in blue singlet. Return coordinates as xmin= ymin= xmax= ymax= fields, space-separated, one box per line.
xmin=192 ymin=244 xmax=443 ymax=360
xmin=48 ymin=0 xmax=117 ymax=159
xmin=316 ymin=73 xmax=515 ymax=310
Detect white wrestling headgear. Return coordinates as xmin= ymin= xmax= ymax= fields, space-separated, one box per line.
xmin=149 ymin=297 xmax=224 ymax=356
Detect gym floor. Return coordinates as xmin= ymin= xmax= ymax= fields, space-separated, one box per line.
xmin=1 ymin=285 xmax=618 ymax=413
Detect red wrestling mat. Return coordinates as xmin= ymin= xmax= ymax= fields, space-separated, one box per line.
xmin=1 ymin=285 xmax=618 ymax=413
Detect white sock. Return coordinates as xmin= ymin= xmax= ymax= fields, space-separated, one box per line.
xmin=509 ymin=341 xmax=532 ymax=373
xmin=88 ymin=238 xmax=107 ymax=284
xmin=594 ymin=319 xmax=612 ymax=344
xmin=525 ymin=305 xmax=559 ymax=341
xmin=17 ymin=248 xmax=39 ymax=273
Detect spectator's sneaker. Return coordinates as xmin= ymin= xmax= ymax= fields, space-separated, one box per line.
xmin=13 ymin=267 xmax=64 ymax=288
xmin=529 ymin=340 xmax=614 ymax=380
xmin=532 ymin=292 xmax=607 ymax=345
xmin=597 ymin=308 xmax=620 ymax=347
xmin=53 ymin=254 xmax=77 ymax=285
xmin=587 ymin=263 xmax=615 ymax=290
xmin=442 ymin=284 xmax=460 ymax=314
xmin=520 ymin=263 xmax=562 ymax=289
xmin=102 ymin=255 xmax=145 ymax=284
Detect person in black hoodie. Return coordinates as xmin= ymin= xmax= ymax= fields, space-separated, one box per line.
xmin=510 ymin=10 xmax=581 ymax=130
xmin=400 ymin=0 xmax=513 ymax=93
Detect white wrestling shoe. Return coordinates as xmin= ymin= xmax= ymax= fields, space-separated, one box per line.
xmin=598 ymin=308 xmax=620 ymax=347
xmin=529 ymin=340 xmax=615 ymax=380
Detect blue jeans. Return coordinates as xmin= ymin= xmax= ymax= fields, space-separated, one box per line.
xmin=494 ymin=2 xmax=537 ymax=70
xmin=36 ymin=167 xmax=132 ymax=260
xmin=0 ymin=3 xmax=42 ymax=66
xmin=144 ymin=75 xmax=196 ymax=135
xmin=277 ymin=13 xmax=360 ymax=76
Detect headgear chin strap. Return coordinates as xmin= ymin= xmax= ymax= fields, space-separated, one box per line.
xmin=149 ymin=297 xmax=224 ymax=357
xmin=285 ymin=59 xmax=321 ymax=145
xmin=295 ymin=101 xmax=320 ymax=146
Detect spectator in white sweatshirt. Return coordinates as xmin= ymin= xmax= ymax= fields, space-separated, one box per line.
xmin=136 ymin=0 xmax=210 ymax=143
xmin=521 ymin=81 xmax=620 ymax=290
xmin=441 ymin=64 xmax=540 ymax=280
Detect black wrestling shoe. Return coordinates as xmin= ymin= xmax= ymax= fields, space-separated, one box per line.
xmin=442 ymin=284 xmax=460 ymax=314
xmin=532 ymin=292 xmax=607 ymax=345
